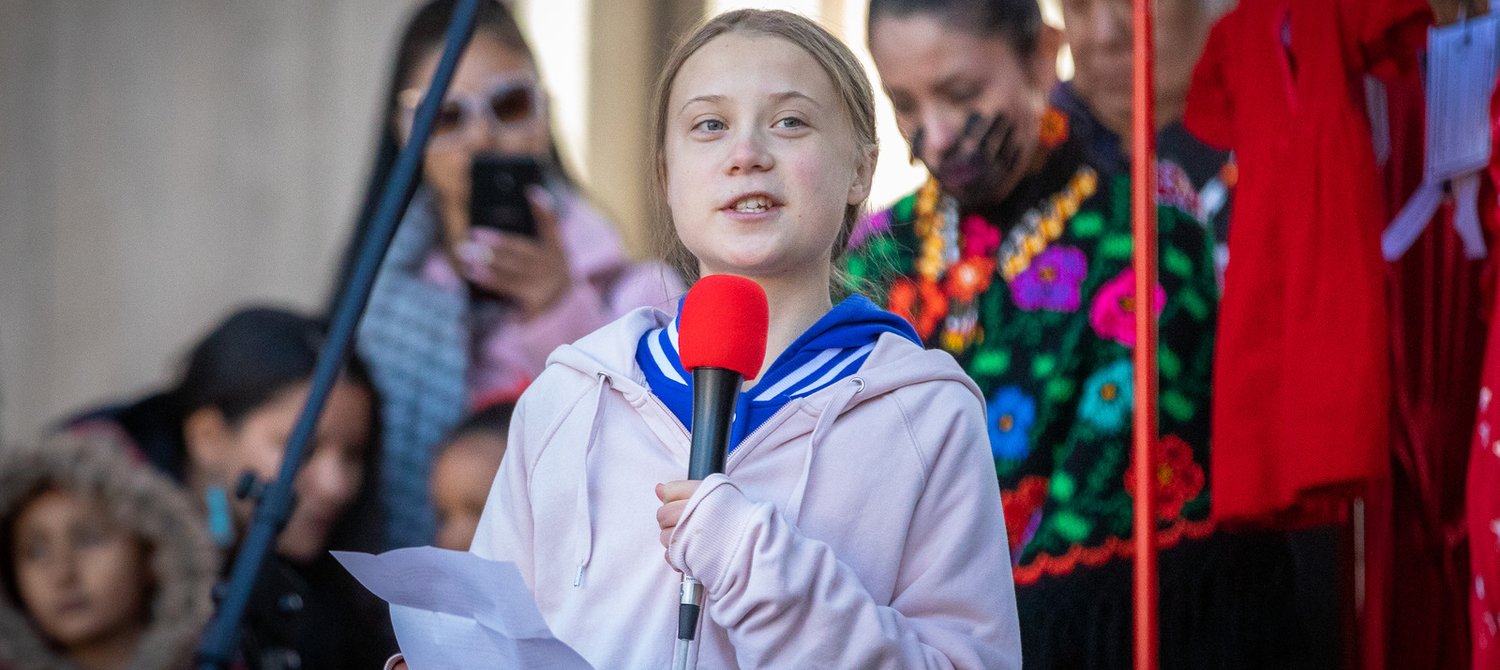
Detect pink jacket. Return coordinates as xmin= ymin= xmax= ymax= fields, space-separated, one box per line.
xmin=470 ymin=307 xmax=1021 ymax=669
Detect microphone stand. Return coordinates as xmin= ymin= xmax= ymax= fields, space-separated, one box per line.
xmin=192 ymin=1 xmax=483 ymax=666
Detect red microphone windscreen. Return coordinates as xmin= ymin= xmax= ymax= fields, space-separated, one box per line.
xmin=678 ymin=275 xmax=769 ymax=380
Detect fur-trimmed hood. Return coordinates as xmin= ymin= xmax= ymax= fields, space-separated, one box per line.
xmin=0 ymin=431 xmax=218 ymax=670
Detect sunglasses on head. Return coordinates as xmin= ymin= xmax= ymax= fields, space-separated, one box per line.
xmin=397 ymin=77 xmax=542 ymax=144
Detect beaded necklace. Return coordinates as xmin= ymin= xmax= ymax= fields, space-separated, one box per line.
xmin=913 ymin=165 xmax=1099 ymax=284
xmin=913 ymin=178 xmax=960 ymax=281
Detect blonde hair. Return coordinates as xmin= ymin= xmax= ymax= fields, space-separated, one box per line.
xmin=647 ymin=9 xmax=878 ymax=283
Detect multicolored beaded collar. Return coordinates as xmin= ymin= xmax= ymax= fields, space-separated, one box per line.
xmin=913 ymin=165 xmax=1099 ymax=284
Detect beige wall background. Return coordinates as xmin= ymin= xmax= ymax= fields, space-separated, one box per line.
xmin=0 ymin=1 xmax=415 ymax=442
xmin=0 ymin=0 xmax=937 ymax=443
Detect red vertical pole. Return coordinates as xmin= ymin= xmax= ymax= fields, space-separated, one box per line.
xmin=1130 ymin=0 xmax=1159 ymax=668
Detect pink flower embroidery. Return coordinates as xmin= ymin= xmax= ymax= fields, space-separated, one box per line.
xmin=1089 ymin=268 xmax=1166 ymax=346
xmin=961 ymin=214 xmax=1002 ymax=259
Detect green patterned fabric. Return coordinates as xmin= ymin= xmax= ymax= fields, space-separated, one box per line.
xmin=843 ymin=169 xmax=1218 ymax=580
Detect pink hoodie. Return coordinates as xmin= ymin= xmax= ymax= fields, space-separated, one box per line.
xmin=470 ymin=307 xmax=1022 ymax=669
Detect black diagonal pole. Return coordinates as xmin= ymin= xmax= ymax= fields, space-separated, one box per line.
xmin=193 ymin=1 xmax=483 ymax=666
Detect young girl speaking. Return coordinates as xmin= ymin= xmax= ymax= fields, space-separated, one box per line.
xmin=467 ymin=9 xmax=1020 ymax=668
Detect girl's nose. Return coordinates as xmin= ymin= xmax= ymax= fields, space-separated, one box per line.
xmin=726 ymin=129 xmax=775 ymax=174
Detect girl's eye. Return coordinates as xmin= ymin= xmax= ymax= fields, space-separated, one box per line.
xmin=774 ymin=117 xmax=805 ymax=129
xmin=693 ymin=118 xmax=726 ymax=132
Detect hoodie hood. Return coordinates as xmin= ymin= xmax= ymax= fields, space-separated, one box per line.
xmin=635 ymin=294 xmax=922 ymax=447
xmin=0 ymin=431 xmax=218 ymax=670
xmin=552 ymin=305 xmax=981 ymax=418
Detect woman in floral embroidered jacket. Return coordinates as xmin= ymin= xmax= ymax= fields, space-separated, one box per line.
xmin=856 ymin=0 xmax=1297 ymax=666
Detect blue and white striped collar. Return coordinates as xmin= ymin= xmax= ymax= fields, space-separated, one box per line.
xmin=635 ymin=294 xmax=920 ymax=447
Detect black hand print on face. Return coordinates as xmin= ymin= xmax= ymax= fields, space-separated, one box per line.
xmin=932 ymin=111 xmax=1024 ymax=196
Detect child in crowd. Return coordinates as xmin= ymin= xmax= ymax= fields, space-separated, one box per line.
xmin=454 ymin=9 xmax=1020 ymax=668
xmin=64 ymin=306 xmax=392 ymax=668
xmin=430 ymin=403 xmax=513 ymax=551
xmin=0 ymin=433 xmax=216 ymax=670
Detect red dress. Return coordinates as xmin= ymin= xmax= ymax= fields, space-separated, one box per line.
xmin=1469 ymin=80 xmax=1500 ymax=670
xmin=1374 ymin=58 xmax=1489 ymax=670
xmin=1185 ymin=0 xmax=1430 ymax=521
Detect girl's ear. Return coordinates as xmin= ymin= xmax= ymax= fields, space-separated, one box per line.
xmin=183 ymin=407 xmax=234 ymax=478
xmin=847 ymin=143 xmax=879 ymax=205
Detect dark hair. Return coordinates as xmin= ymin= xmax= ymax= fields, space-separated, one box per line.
xmin=332 ymin=0 xmax=568 ymax=306
xmin=437 ymin=402 xmax=514 ymax=454
xmin=168 ymin=307 xmax=370 ymax=425
xmin=867 ymin=0 xmax=1044 ymax=57
xmin=171 ymin=306 xmax=384 ymax=553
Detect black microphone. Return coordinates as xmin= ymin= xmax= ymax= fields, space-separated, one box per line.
xmin=672 ymin=275 xmax=768 ymax=667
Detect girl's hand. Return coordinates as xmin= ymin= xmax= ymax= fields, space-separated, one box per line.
xmin=655 ymin=480 xmax=702 ymax=551
xmin=457 ymin=186 xmax=572 ymax=318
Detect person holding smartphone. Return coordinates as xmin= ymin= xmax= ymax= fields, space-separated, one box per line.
xmin=337 ymin=0 xmax=683 ymax=551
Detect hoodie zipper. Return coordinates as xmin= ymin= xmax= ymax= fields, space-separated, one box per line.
xmin=724 ymin=398 xmax=810 ymax=471
xmin=641 ymin=390 xmax=808 ymax=474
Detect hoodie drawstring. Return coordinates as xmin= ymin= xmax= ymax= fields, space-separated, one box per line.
xmin=783 ymin=377 xmax=864 ymax=528
xmin=574 ymin=372 xmax=612 ymax=587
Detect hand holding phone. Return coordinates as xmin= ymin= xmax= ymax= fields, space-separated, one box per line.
xmin=457 ymin=177 xmax=572 ymax=317
xmin=470 ymin=154 xmax=545 ymax=238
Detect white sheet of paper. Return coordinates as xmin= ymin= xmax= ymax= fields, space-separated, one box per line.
xmin=334 ymin=547 xmax=592 ymax=670
xmin=1424 ymin=15 xmax=1499 ymax=183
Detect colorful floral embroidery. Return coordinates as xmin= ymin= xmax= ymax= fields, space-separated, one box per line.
xmin=987 ymin=386 xmax=1037 ymax=460
xmin=1157 ymin=160 xmax=1198 ymax=214
xmin=912 ymin=168 xmax=1099 ymax=289
xmin=843 ymin=167 xmax=1217 ymax=579
xmin=1051 ymin=509 xmax=1093 ymax=543
xmin=1123 ymin=435 xmax=1207 ymax=520
xmin=997 ymin=168 xmax=1099 ymax=281
xmin=961 ymin=214 xmax=1002 ymax=259
xmin=1078 ymin=360 xmax=1134 ymax=433
xmin=1010 ymin=518 xmax=1216 ymax=586
xmin=1219 ymin=160 xmax=1239 ymax=189
xmin=887 ymin=277 xmax=947 ymax=341
xmin=1002 ymin=476 xmax=1050 ymax=555
xmin=944 ymin=257 xmax=995 ymax=303
xmin=1088 ymin=268 xmax=1166 ymax=346
xmin=1040 ymin=107 xmax=1069 ymax=149
xmin=913 ymin=179 xmax=958 ymax=282
xmin=939 ymin=257 xmax=997 ymax=352
xmin=1010 ymin=246 xmax=1087 ymax=312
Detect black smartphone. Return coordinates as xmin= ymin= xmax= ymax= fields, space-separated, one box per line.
xmin=470 ymin=154 xmax=544 ymax=238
